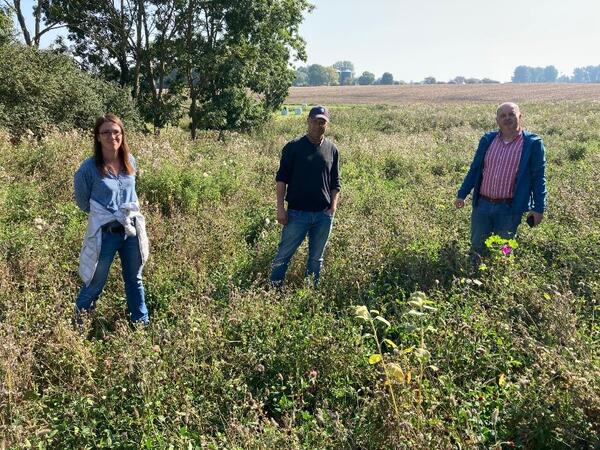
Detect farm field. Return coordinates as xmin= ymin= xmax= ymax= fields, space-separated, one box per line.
xmin=1 ymin=102 xmax=599 ymax=448
xmin=287 ymin=83 xmax=600 ymax=105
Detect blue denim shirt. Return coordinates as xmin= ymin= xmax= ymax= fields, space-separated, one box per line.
xmin=74 ymin=156 xmax=138 ymax=214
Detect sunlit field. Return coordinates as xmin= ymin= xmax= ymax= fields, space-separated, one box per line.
xmin=1 ymin=102 xmax=599 ymax=448
xmin=287 ymin=83 xmax=600 ymax=105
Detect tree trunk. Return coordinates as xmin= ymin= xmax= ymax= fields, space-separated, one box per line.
xmin=189 ymin=81 xmax=198 ymax=140
xmin=13 ymin=0 xmax=32 ymax=46
xmin=132 ymin=0 xmax=144 ymax=99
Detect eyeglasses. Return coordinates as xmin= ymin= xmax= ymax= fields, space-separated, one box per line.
xmin=99 ymin=131 xmax=122 ymax=138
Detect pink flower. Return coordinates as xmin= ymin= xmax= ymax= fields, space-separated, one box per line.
xmin=501 ymin=244 xmax=512 ymax=256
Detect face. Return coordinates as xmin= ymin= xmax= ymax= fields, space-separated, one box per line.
xmin=97 ymin=121 xmax=123 ymax=153
xmin=307 ymin=117 xmax=328 ymax=138
xmin=496 ymin=104 xmax=522 ymax=135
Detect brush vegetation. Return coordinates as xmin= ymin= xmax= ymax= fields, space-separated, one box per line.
xmin=0 ymin=103 xmax=599 ymax=449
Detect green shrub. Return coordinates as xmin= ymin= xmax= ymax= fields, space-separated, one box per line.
xmin=0 ymin=43 xmax=141 ymax=138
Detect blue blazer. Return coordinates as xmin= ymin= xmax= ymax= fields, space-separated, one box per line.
xmin=457 ymin=130 xmax=547 ymax=214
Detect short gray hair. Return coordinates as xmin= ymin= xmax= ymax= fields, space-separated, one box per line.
xmin=496 ymin=102 xmax=520 ymax=117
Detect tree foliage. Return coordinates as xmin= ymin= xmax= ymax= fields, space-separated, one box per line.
xmin=292 ymin=66 xmax=309 ymax=86
xmin=512 ymin=65 xmax=559 ymax=83
xmin=307 ymin=64 xmax=330 ymax=86
xmin=357 ymin=71 xmax=375 ymax=85
xmin=0 ymin=5 xmax=14 ymax=46
xmin=380 ymin=72 xmax=394 ymax=85
xmin=332 ymin=60 xmax=354 ymax=73
xmin=46 ymin=0 xmax=311 ymax=137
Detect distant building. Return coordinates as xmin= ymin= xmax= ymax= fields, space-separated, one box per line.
xmin=340 ymin=69 xmax=353 ymax=85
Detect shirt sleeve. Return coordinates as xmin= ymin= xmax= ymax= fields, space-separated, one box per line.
xmin=275 ymin=142 xmax=293 ymax=184
xmin=457 ymin=134 xmax=488 ymax=199
xmin=330 ymin=144 xmax=341 ymax=192
xmin=74 ymin=162 xmax=93 ymax=213
xmin=129 ymin=154 xmax=137 ymax=171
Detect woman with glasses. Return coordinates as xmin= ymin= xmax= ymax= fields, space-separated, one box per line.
xmin=73 ymin=114 xmax=150 ymax=326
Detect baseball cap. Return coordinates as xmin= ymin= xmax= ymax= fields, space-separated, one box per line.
xmin=308 ymin=105 xmax=330 ymax=122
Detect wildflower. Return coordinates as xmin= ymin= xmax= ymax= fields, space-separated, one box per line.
xmin=501 ymin=244 xmax=512 ymax=256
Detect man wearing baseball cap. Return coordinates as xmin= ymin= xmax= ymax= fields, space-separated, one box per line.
xmin=270 ymin=105 xmax=341 ymax=287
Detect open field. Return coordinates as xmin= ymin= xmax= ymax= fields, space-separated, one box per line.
xmin=287 ymin=83 xmax=600 ymax=105
xmin=1 ymin=103 xmax=599 ymax=448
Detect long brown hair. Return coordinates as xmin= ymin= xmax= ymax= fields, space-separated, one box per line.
xmin=93 ymin=114 xmax=135 ymax=176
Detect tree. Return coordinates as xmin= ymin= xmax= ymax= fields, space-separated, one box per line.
xmin=293 ymin=66 xmax=309 ymax=86
xmin=380 ymin=72 xmax=394 ymax=85
xmin=332 ymin=60 xmax=354 ymax=73
xmin=357 ymin=71 xmax=375 ymax=85
xmin=179 ymin=0 xmax=312 ymax=138
xmin=307 ymin=64 xmax=330 ymax=86
xmin=543 ymin=65 xmax=558 ymax=83
xmin=512 ymin=65 xmax=531 ymax=83
xmin=1 ymin=0 xmax=64 ymax=47
xmin=46 ymin=0 xmax=194 ymax=133
xmin=325 ymin=66 xmax=339 ymax=86
xmin=512 ymin=64 xmax=563 ymax=83
xmin=423 ymin=76 xmax=436 ymax=84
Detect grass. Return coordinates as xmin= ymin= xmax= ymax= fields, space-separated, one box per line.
xmin=0 ymin=103 xmax=599 ymax=448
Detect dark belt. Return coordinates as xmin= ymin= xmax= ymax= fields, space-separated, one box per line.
xmin=480 ymin=195 xmax=512 ymax=205
xmin=102 ymin=221 xmax=125 ymax=233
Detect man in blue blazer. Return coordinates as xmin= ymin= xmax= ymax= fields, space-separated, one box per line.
xmin=454 ymin=102 xmax=547 ymax=262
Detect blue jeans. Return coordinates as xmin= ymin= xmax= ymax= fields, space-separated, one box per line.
xmin=75 ymin=229 xmax=148 ymax=324
xmin=471 ymin=198 xmax=523 ymax=257
xmin=270 ymin=209 xmax=334 ymax=286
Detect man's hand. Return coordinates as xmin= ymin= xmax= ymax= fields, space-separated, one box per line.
xmin=325 ymin=206 xmax=336 ymax=217
xmin=277 ymin=207 xmax=288 ymax=225
xmin=528 ymin=211 xmax=543 ymax=227
xmin=454 ymin=198 xmax=465 ymax=209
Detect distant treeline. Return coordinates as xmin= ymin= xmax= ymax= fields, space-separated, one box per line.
xmin=512 ymin=65 xmax=600 ymax=83
xmin=293 ymin=61 xmax=398 ymax=86
xmin=293 ymin=61 xmax=499 ymax=86
xmin=296 ymin=61 xmax=600 ymax=87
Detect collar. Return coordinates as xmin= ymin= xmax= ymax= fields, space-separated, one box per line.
xmin=498 ymin=129 xmax=523 ymax=144
xmin=306 ymin=134 xmax=324 ymax=146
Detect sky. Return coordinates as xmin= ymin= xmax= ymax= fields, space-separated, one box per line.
xmin=299 ymin=0 xmax=600 ymax=82
xmin=13 ymin=0 xmax=600 ymax=83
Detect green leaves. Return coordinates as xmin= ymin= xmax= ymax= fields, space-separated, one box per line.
xmin=374 ymin=316 xmax=391 ymax=328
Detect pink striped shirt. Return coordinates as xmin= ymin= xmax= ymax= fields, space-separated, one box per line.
xmin=480 ymin=132 xmax=523 ymax=199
